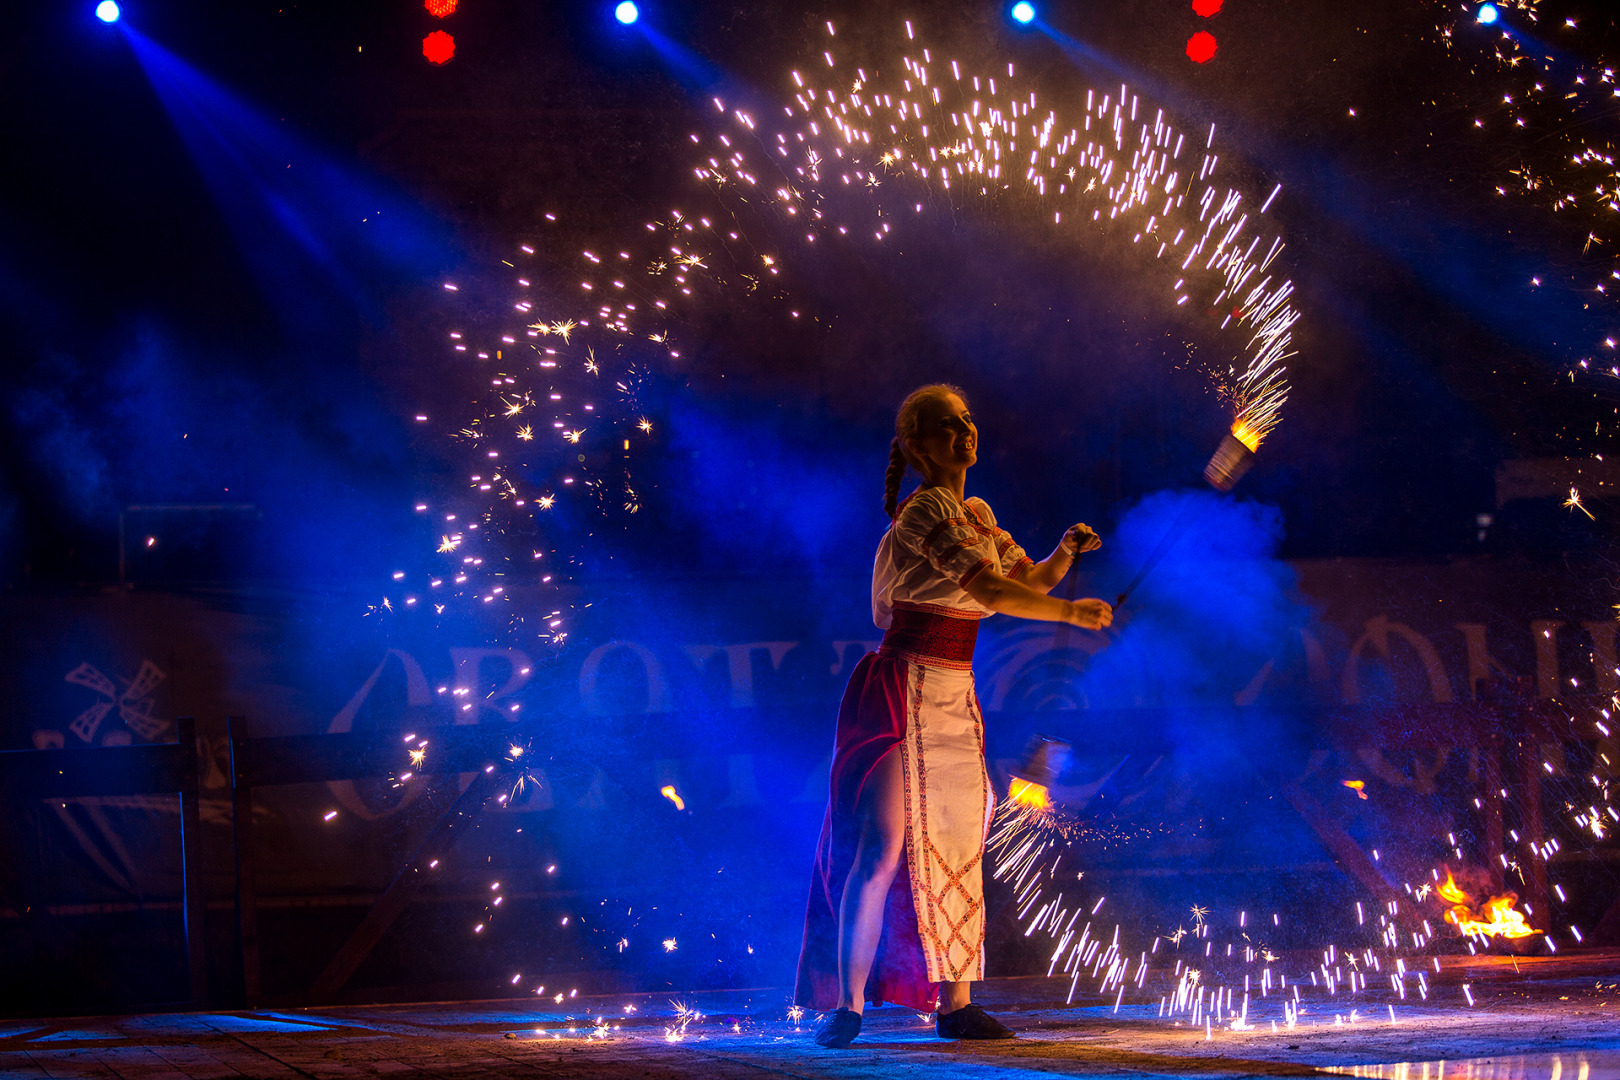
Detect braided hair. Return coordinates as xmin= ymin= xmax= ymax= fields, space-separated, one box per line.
xmin=884 ymin=383 xmax=970 ymax=520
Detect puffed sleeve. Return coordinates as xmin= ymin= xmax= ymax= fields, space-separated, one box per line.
xmin=967 ymin=498 xmax=1034 ymax=581
xmin=893 ymin=489 xmax=999 ymax=588
xmin=999 ymin=530 xmax=1035 ymax=581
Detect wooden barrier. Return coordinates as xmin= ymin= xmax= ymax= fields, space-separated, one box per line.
xmin=0 ymin=717 xmax=207 ymax=1006
xmin=2 ymin=693 xmax=1611 ymax=1010
xmin=226 ymin=720 xmax=523 ymax=1005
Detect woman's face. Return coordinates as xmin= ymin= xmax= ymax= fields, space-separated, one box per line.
xmin=907 ymin=392 xmax=978 ymax=476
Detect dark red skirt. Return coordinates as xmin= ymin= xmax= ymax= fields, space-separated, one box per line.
xmin=793 ymin=651 xmax=936 ymax=1012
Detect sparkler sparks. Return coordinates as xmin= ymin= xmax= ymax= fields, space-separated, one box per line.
xmin=385 ymin=15 xmax=1308 ymax=647
xmin=693 ymin=18 xmax=1299 ymax=457
xmin=663 ymin=1000 xmax=703 ymax=1042
xmin=1564 ymin=485 xmax=1595 ymax=519
xmin=1431 ymin=0 xmax=1620 ymax=492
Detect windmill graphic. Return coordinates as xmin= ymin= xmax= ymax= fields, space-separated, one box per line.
xmin=64 ymin=660 xmax=169 ymax=743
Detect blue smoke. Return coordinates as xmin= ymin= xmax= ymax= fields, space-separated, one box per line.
xmin=3 ymin=317 xmax=419 ymax=583
xmin=1080 ymin=488 xmax=1306 ymax=708
xmin=658 ymin=393 xmax=884 ymax=583
xmin=7 ymin=366 xmax=115 ymax=525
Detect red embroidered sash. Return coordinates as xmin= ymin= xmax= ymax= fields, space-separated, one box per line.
xmin=879 ymin=603 xmax=979 ymax=670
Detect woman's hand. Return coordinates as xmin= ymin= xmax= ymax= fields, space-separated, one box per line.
xmin=1066 ymin=598 xmax=1113 ymax=630
xmin=1062 ymin=523 xmax=1102 ymax=556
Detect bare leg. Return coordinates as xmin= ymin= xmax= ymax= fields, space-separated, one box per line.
xmin=834 ymin=748 xmax=906 ymax=1014
xmin=939 ymin=980 xmax=972 ymax=1013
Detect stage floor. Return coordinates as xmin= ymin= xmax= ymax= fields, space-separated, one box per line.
xmin=3 ymin=955 xmax=1618 ymax=1079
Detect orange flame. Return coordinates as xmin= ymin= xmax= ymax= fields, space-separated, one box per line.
xmin=1435 ymin=869 xmax=1537 ymax=940
xmin=1230 ymin=420 xmax=1262 ymax=453
xmin=1437 ymin=870 xmax=1470 ymax=906
xmin=1008 ymin=777 xmax=1052 ymax=809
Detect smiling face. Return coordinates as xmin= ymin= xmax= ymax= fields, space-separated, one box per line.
xmin=905 ymin=391 xmax=978 ymax=478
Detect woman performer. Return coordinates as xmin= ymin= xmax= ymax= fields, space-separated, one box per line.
xmin=796 ymin=383 xmax=1112 ymax=1048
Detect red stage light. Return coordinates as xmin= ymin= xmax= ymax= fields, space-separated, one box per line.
xmin=425 ymin=0 xmax=458 ymax=16
xmin=423 ymin=29 xmax=455 ymax=64
xmin=1186 ymin=30 xmax=1217 ymax=63
xmin=1191 ymin=0 xmax=1222 ymax=16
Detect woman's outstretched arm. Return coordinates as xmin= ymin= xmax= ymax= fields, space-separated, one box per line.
xmin=1020 ymin=523 xmax=1102 ymax=595
xmin=963 ymin=565 xmax=1112 ymax=629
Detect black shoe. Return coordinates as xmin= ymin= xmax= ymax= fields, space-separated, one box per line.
xmin=936 ymin=1003 xmax=1015 ymax=1040
xmin=813 ymin=1007 xmax=862 ymax=1048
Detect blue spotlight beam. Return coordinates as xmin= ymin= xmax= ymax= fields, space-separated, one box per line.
xmin=118 ymin=27 xmax=451 ymax=335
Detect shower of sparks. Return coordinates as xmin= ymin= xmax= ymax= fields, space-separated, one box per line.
xmin=382 ymin=16 xmax=1311 ymax=638
xmin=377 ymin=231 xmax=691 ymax=638
xmin=693 ymin=19 xmax=1298 ymax=450
xmin=977 ymin=702 xmax=1608 ymax=1028
xmin=1423 ymin=0 xmax=1620 ymax=965
xmin=1431 ymin=0 xmax=1620 ymax=512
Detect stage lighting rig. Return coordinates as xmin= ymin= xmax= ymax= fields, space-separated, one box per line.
xmin=1010 ymin=2 xmax=1036 ymax=25
xmin=615 ymin=1 xmax=639 ymax=25
xmin=95 ymin=1 xmax=120 ymax=23
xmin=1476 ymin=3 xmax=1499 ymax=24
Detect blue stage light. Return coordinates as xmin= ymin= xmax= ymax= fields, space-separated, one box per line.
xmin=615 ymin=1 xmax=639 ymax=25
xmin=1476 ymin=3 xmax=1499 ymax=23
xmin=1011 ymin=2 xmax=1036 ymax=24
xmin=95 ymin=0 xmax=120 ymax=23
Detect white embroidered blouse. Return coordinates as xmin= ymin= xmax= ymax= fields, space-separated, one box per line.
xmin=871 ymin=486 xmax=1035 ymax=628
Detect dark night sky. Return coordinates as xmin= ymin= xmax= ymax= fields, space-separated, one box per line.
xmin=4 ymin=0 xmax=1620 ymax=589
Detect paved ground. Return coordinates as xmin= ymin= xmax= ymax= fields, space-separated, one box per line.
xmin=3 ymin=954 xmax=1618 ymax=1079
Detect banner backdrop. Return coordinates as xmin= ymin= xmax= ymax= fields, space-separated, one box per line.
xmin=2 ymin=553 xmax=1616 ymax=1003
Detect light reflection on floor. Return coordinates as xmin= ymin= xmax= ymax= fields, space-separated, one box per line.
xmin=1328 ymin=1055 xmax=1620 ymax=1080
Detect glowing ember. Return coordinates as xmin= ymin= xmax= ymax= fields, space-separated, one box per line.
xmin=660 ymin=785 xmax=686 ymax=811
